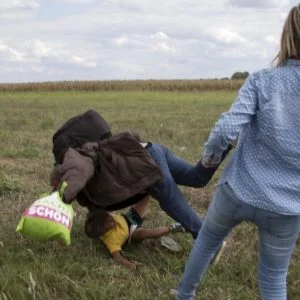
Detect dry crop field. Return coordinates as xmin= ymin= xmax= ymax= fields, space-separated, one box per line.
xmin=0 ymin=90 xmax=299 ymax=300
xmin=0 ymin=79 xmax=243 ymax=93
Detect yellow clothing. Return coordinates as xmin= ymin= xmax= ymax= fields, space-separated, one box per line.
xmin=100 ymin=214 xmax=129 ymax=254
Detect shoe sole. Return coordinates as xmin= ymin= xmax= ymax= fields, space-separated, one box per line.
xmin=211 ymin=240 xmax=227 ymax=266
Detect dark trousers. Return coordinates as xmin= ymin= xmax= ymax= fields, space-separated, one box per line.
xmin=147 ymin=144 xmax=230 ymax=238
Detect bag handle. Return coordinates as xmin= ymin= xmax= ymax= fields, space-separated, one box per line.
xmin=59 ymin=181 xmax=68 ymax=199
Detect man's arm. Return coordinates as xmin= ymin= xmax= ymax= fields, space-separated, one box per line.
xmin=111 ymin=251 xmax=141 ymax=269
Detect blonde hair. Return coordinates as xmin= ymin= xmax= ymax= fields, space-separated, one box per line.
xmin=274 ymin=4 xmax=300 ymax=66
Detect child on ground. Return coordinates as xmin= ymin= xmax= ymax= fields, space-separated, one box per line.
xmin=85 ymin=196 xmax=184 ymax=269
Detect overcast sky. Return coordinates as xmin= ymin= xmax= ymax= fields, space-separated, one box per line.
xmin=0 ymin=0 xmax=299 ymax=82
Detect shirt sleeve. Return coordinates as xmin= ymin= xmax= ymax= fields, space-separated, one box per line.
xmin=60 ymin=148 xmax=95 ymax=203
xmin=202 ymin=73 xmax=258 ymax=166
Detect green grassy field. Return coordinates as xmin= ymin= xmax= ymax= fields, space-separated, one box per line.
xmin=0 ymin=91 xmax=299 ymax=300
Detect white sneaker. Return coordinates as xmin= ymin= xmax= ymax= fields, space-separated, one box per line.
xmin=170 ymin=289 xmax=195 ymax=299
xmin=211 ymin=240 xmax=227 ymax=266
xmin=169 ymin=223 xmax=185 ymax=233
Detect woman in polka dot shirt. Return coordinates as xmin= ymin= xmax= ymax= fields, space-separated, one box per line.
xmin=176 ymin=4 xmax=300 ymax=300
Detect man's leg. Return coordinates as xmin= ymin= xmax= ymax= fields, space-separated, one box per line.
xmin=257 ymin=212 xmax=300 ymax=300
xmin=162 ymin=145 xmax=207 ymax=187
xmin=147 ymin=144 xmax=202 ymax=238
xmin=176 ymin=184 xmax=242 ymax=300
xmin=160 ymin=144 xmax=232 ymax=188
xmin=131 ymin=196 xmax=150 ymax=219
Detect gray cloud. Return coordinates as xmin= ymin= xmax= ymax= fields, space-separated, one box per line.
xmin=0 ymin=0 xmax=40 ymax=13
xmin=228 ymin=0 xmax=289 ymax=9
xmin=52 ymin=0 xmax=95 ymax=4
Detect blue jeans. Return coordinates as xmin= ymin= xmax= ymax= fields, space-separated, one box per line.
xmin=177 ymin=183 xmax=300 ymax=300
xmin=147 ymin=144 xmax=213 ymax=238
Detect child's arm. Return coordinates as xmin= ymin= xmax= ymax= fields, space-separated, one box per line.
xmin=131 ymin=227 xmax=170 ymax=241
xmin=111 ymin=251 xmax=141 ymax=269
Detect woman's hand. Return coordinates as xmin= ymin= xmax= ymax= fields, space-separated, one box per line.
xmin=202 ymin=142 xmax=236 ymax=168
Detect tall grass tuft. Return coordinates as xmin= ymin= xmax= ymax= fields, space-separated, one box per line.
xmin=0 ymin=169 xmax=21 ymax=195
